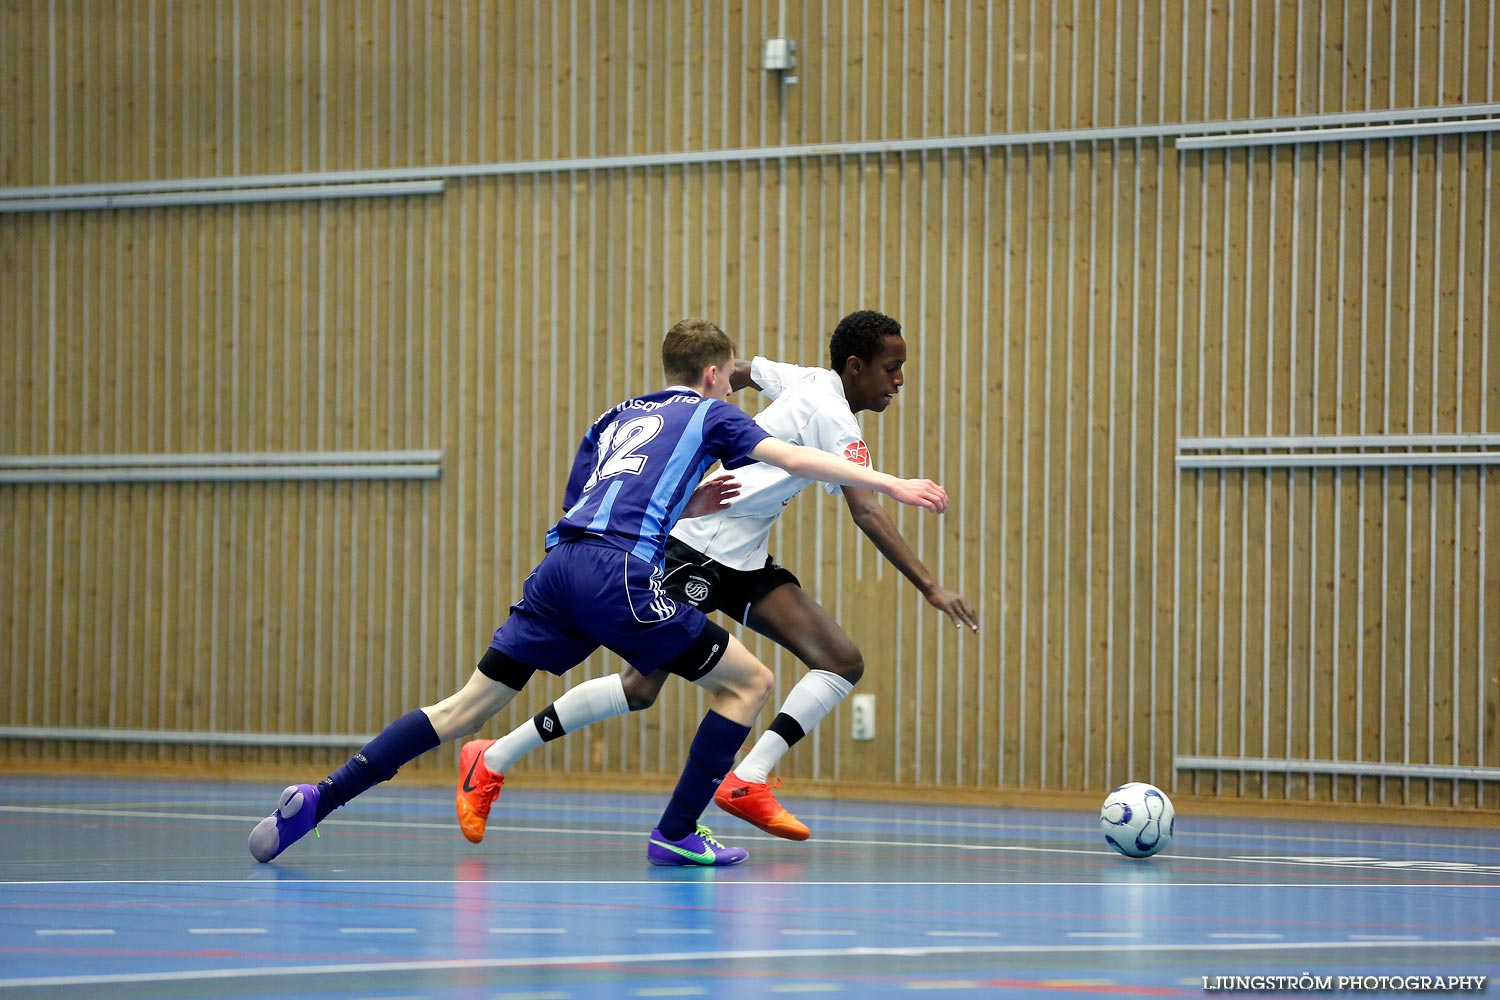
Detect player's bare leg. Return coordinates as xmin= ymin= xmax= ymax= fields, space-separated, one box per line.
xmin=713 ymin=582 xmax=863 ymax=840
xmin=447 ymin=658 xmax=534 ymax=844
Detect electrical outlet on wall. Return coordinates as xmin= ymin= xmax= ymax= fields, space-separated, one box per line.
xmin=850 ymin=693 xmax=875 ymax=741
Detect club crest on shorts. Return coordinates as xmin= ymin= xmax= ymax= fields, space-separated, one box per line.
xmin=682 ymin=575 xmax=712 ymax=605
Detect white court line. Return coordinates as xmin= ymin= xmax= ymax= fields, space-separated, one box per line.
xmin=1066 ymin=932 xmax=1142 ymax=939
xmin=782 ymin=930 xmax=858 ymax=937
xmin=0 ymin=804 xmax=651 ymax=835
xmin=1208 ymin=933 xmax=1283 ymax=940
xmin=34 ymin=928 xmax=115 ymax=936
xmin=630 ymin=989 xmax=707 ymax=997
xmin=900 ymin=982 xmax=983 ymax=991
xmin=1230 ymin=855 xmax=1500 ymax=876
xmin=1 ymin=939 xmax=1494 ymax=990
xmin=2 ymin=803 xmax=1497 ymax=874
xmin=924 ymin=931 xmax=1001 ymax=938
xmin=6 ymin=800 xmax=1500 ymax=855
xmin=187 ymin=928 xmax=267 ymax=935
xmin=5 ymin=877 xmax=1498 ymax=889
xmin=1348 ymin=934 xmax=1424 ymax=941
xmin=0 ymin=804 xmax=1098 ymax=858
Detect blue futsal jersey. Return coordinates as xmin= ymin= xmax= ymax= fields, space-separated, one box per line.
xmin=544 ymin=387 xmax=771 ymax=567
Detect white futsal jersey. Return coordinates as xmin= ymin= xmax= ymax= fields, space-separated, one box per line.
xmin=669 ymin=356 xmax=871 ymax=571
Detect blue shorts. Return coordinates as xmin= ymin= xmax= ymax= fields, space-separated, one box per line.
xmin=488 ymin=536 xmax=729 ymax=679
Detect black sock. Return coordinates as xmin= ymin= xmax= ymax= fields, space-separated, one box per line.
xmin=655 ymin=710 xmax=749 ymax=841
xmin=315 ymin=709 xmax=441 ymax=823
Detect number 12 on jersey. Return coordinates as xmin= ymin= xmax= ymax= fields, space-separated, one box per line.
xmin=582 ymin=415 xmax=664 ymax=493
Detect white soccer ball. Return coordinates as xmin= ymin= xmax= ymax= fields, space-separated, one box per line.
xmin=1099 ymin=781 xmax=1175 ymax=858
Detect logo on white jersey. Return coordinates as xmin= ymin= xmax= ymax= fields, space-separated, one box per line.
xmin=842 ymin=440 xmax=871 ymax=466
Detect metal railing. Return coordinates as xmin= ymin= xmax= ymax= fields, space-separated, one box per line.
xmin=0 ymin=450 xmax=443 ymax=484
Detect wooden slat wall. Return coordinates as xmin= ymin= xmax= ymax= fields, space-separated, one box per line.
xmin=2 ymin=1 xmax=1497 ymax=812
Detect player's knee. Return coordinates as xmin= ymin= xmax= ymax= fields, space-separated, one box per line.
xmin=422 ymin=701 xmax=472 ymax=742
xmin=623 ymin=690 xmax=659 ymax=712
xmin=816 ymin=642 xmax=864 ymax=685
xmin=747 ymin=660 xmax=775 ymax=705
xmin=620 ymin=671 xmax=660 ymax=712
xmin=425 ymin=683 xmax=511 ymax=741
xmin=838 ymin=654 xmax=866 ymax=686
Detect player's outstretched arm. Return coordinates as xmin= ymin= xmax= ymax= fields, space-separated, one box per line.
xmin=748 ymin=437 xmax=947 ymax=513
xmin=842 ymin=486 xmax=979 ymax=632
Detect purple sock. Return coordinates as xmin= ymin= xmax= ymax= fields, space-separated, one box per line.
xmin=315 ymin=709 xmax=441 ymax=823
xmin=655 ymin=710 xmax=750 ymax=841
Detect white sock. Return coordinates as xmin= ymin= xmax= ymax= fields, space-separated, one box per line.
xmin=484 ymin=673 xmax=630 ymax=774
xmin=733 ymin=670 xmax=854 ymax=784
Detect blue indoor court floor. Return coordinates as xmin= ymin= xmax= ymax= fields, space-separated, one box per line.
xmin=0 ymin=776 xmax=1496 ymax=998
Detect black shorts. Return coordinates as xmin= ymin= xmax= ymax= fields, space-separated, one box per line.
xmin=661 ymin=537 xmax=800 ymax=624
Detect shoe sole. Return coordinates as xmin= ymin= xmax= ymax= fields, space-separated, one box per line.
xmin=455 ymin=798 xmax=488 ymax=844
xmin=647 ymin=853 xmax=748 ymax=867
xmin=248 ymin=785 xmax=305 ymax=863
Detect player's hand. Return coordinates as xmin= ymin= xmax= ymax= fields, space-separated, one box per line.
xmin=927 ymin=587 xmax=979 ymax=632
xmin=888 ymin=478 xmax=948 ymax=514
xmin=683 ymin=474 xmax=741 ymax=518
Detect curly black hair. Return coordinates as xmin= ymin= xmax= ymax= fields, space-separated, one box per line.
xmin=828 ymin=310 xmax=902 ymax=374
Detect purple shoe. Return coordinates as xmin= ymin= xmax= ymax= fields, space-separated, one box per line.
xmin=248 ymin=784 xmax=321 ymax=863
xmin=647 ymin=824 xmax=748 ymax=867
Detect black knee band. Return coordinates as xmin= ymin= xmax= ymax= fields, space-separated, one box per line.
xmin=477 ymin=647 xmax=536 ymax=689
xmin=768 ymin=712 xmax=807 ymax=747
xmin=661 ymin=620 xmax=731 ymax=682
xmin=532 ymin=705 xmax=566 ymax=742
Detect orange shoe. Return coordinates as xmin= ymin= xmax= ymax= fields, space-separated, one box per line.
xmin=713 ymin=773 xmax=810 ymax=841
xmin=455 ymin=739 xmax=504 ymax=844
